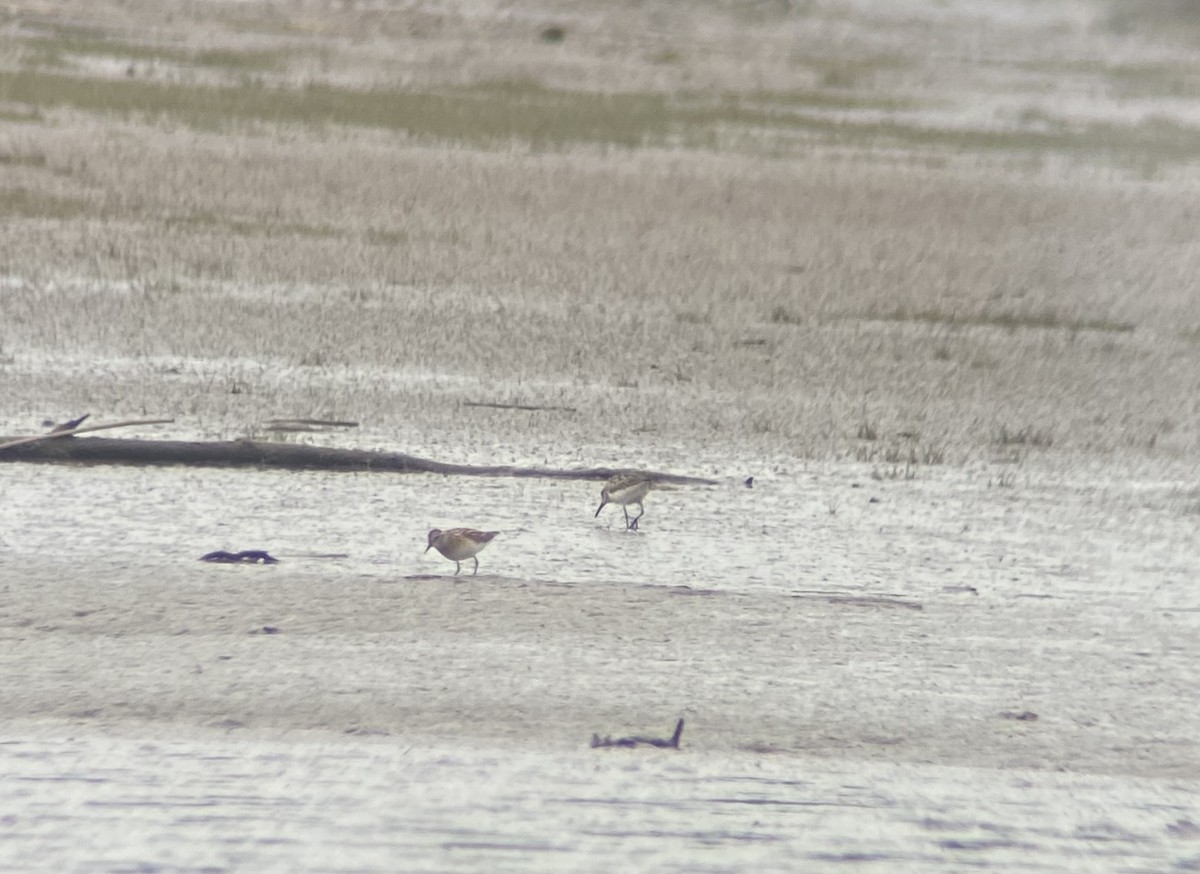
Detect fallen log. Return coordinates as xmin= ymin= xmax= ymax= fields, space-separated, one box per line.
xmin=0 ymin=435 xmax=719 ymax=485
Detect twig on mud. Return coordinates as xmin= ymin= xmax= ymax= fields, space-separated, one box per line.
xmin=263 ymin=418 xmax=360 ymax=432
xmin=199 ymin=549 xmax=280 ymax=564
xmin=591 ymin=718 xmax=684 ymax=750
xmin=0 ymin=418 xmax=175 ymax=452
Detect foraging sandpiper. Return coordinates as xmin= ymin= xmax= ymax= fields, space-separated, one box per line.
xmin=594 ymin=473 xmax=653 ymax=530
xmin=425 ymin=528 xmax=499 ymax=575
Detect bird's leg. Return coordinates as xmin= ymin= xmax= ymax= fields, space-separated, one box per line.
xmin=628 ymin=502 xmax=644 ymax=531
xmin=454 ymin=561 xmax=462 ymax=576
xmin=621 ymin=505 xmax=631 ymax=527
xmin=472 ymin=556 xmax=479 ymax=576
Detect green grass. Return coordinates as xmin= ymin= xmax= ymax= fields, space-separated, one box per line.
xmin=15 ymin=32 xmax=289 ymax=71
xmin=2 ymin=56 xmax=1199 ymax=163
xmin=190 ymin=48 xmax=290 ymax=71
xmin=698 ymin=87 xmax=916 ymax=114
xmin=0 ymin=69 xmax=672 ymax=149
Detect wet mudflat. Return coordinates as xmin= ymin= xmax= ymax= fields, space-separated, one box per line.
xmin=1 ymin=457 xmax=1198 ymax=872
xmin=3 ymin=732 xmax=1197 ymax=873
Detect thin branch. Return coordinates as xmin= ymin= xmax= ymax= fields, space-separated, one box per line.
xmin=264 ymin=418 xmax=359 ymax=429
xmin=0 ymin=418 xmax=175 ymax=452
xmin=463 ymin=401 xmax=577 ymax=413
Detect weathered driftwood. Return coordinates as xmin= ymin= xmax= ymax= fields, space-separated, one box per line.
xmin=591 ymin=718 xmax=685 ymax=750
xmin=0 ymin=418 xmax=176 ymax=451
xmin=0 ymin=435 xmax=718 ymax=485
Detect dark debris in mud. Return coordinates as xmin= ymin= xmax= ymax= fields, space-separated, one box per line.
xmin=592 ymin=718 xmax=684 ymax=750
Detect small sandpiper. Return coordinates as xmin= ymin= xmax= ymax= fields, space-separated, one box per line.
xmin=594 ymin=473 xmax=653 ymax=531
xmin=425 ymin=528 xmax=499 ymax=575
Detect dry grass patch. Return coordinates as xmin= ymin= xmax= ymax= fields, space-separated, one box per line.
xmin=861 ymin=305 xmax=1135 ymax=335
xmin=0 ymin=150 xmax=48 ymax=168
xmin=163 ymin=211 xmax=342 ymax=241
xmin=994 ymin=56 xmax=1200 ymax=102
xmin=0 ymin=187 xmax=91 ymax=220
xmin=860 ymin=115 xmax=1200 ymax=165
xmin=702 ymin=86 xmax=916 ymax=114
xmin=769 ymin=305 xmax=805 ymax=326
xmin=807 ymin=54 xmax=912 ymax=91
xmin=995 ymin=425 xmax=1054 ymax=449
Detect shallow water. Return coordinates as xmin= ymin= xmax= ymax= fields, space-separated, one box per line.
xmin=3 ymin=732 xmax=1199 ymax=874
xmin=2 ymin=455 xmax=1196 ymax=601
